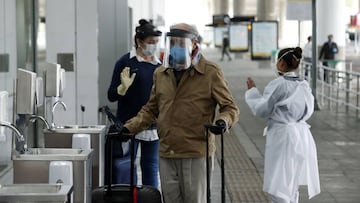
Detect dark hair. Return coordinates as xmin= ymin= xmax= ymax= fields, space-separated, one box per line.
xmin=277 ymin=47 xmax=302 ymax=70
xmin=134 ymin=19 xmax=162 ymax=48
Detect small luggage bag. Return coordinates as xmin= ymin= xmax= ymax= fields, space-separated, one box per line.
xmin=92 ymin=132 xmax=162 ymax=203
xmin=205 ymin=124 xmax=226 ymax=203
xmin=92 ymin=107 xmax=162 ymax=203
xmin=100 ymin=106 xmax=134 ymax=185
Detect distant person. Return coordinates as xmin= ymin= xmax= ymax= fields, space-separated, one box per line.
xmin=319 ymin=34 xmax=338 ymax=82
xmin=303 ymin=36 xmax=312 ymax=79
xmin=220 ymin=33 xmax=232 ymax=61
xmin=245 ymin=47 xmax=321 ymax=203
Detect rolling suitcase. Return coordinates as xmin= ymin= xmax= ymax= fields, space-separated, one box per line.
xmin=92 ymin=131 xmax=162 ymax=203
xmin=205 ymin=124 xmax=226 ymax=203
xmin=101 ymin=106 xmax=135 ymax=185
xmin=92 ymin=117 xmax=162 ymax=203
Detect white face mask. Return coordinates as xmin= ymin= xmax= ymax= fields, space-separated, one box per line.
xmin=142 ymin=43 xmax=158 ymax=56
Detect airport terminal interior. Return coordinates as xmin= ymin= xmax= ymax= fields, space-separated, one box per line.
xmin=1 ymin=0 xmax=360 ymax=202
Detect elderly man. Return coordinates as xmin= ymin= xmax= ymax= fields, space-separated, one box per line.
xmin=122 ymin=23 xmax=239 ymax=203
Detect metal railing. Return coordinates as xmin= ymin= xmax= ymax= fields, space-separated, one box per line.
xmin=299 ymin=60 xmax=360 ymax=118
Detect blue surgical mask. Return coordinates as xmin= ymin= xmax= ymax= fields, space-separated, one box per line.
xmin=170 ymin=46 xmax=187 ymax=64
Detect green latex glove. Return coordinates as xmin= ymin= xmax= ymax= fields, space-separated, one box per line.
xmin=117 ymin=67 xmax=136 ymax=96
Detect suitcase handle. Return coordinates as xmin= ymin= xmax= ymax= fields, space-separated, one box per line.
xmin=107 ymin=132 xmax=132 ymax=141
xmin=100 ymin=105 xmax=124 ymax=132
xmin=105 ymin=131 xmax=136 ymax=202
xmin=205 ymin=124 xmax=225 ymax=203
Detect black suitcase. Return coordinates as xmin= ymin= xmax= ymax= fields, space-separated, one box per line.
xmin=92 ymin=132 xmax=162 ymax=203
xmin=92 ymin=109 xmax=162 ymax=203
xmin=101 ymin=106 xmax=128 ymax=158
xmin=205 ymin=124 xmax=226 ymax=203
xmin=101 ymin=106 xmax=134 ymax=185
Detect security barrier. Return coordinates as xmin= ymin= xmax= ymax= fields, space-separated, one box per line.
xmin=299 ymin=60 xmax=360 ymax=118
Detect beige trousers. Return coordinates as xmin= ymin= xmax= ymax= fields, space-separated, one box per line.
xmin=159 ymin=157 xmax=206 ymax=203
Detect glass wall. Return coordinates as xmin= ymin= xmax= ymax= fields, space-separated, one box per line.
xmin=0 ymin=0 xmax=41 ymax=159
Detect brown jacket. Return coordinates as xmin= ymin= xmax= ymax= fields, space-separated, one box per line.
xmin=124 ymin=55 xmax=239 ymax=158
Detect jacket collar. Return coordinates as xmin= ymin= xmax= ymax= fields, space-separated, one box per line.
xmin=192 ymin=54 xmax=205 ymax=74
xmin=282 ymin=71 xmax=297 ymax=77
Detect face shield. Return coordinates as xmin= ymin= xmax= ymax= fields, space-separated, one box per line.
xmin=163 ymin=29 xmax=194 ymax=71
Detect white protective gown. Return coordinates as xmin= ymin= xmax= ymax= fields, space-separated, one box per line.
xmin=245 ymin=73 xmax=320 ymax=201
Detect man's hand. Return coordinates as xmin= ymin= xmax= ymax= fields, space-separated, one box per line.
xmin=117 ymin=67 xmax=136 ymax=96
xmin=209 ymin=119 xmax=227 ymax=135
xmin=108 ymin=126 xmax=132 ymax=141
xmin=121 ymin=126 xmax=130 ymax=134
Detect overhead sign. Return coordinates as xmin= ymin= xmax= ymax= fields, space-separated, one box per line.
xmin=229 ymin=24 xmax=249 ymax=52
xmin=287 ymin=0 xmax=312 ymax=20
xmin=214 ymin=26 xmax=228 ymax=48
xmin=202 ymin=28 xmax=214 ymax=46
xmin=251 ymin=21 xmax=278 ymax=60
xmin=213 ymin=14 xmax=230 ymax=25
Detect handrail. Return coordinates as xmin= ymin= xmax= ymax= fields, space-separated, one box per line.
xmin=299 ymin=60 xmax=360 ymax=118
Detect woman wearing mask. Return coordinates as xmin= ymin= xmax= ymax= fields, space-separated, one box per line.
xmin=107 ymin=19 xmax=162 ymax=188
xmin=245 ymin=47 xmax=320 ymax=203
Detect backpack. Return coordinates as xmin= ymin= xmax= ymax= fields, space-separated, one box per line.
xmin=330 ymin=42 xmax=338 ymax=54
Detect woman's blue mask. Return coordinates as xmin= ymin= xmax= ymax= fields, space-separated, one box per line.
xmin=169 ymin=46 xmax=187 ymax=65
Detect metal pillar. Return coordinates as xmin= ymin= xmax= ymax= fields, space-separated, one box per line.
xmin=312 ymin=0 xmax=320 ymax=110
xmin=256 ymin=0 xmax=279 ymax=21
xmin=317 ymin=0 xmax=346 ymax=60
xmin=233 ymin=0 xmax=246 ymax=16
xmin=213 ymin=0 xmax=229 ymax=15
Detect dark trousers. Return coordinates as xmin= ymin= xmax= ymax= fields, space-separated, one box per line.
xmin=111 ymin=139 xmax=159 ymax=189
xmin=322 ymin=61 xmax=330 ymax=83
xmin=134 ymin=139 xmax=160 ymax=188
xmin=221 ymin=47 xmax=231 ymax=60
xmin=303 ymin=57 xmax=312 ymax=79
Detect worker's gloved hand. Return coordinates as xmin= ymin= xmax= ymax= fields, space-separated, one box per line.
xmin=209 ymin=119 xmax=227 ymax=135
xmin=117 ymin=67 xmax=136 ymax=96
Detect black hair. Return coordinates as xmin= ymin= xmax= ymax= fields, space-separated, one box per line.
xmin=134 ymin=19 xmax=162 ymax=48
xmin=277 ymin=47 xmax=302 ymax=70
